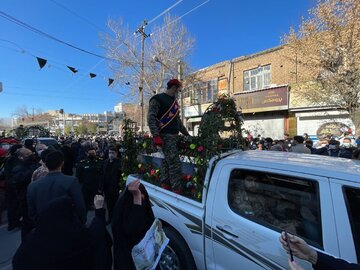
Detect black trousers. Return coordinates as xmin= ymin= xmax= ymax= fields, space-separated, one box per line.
xmin=5 ymin=184 xmax=21 ymax=227
xmin=104 ymin=189 xmax=119 ymax=221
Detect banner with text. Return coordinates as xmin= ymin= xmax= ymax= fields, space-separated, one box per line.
xmin=234 ymin=86 xmax=289 ymax=113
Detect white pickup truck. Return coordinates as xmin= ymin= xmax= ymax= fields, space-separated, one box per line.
xmin=128 ymin=151 xmax=360 ymax=270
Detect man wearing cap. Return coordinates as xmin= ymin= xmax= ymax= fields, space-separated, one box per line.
xmin=147 ymin=79 xmax=190 ymax=194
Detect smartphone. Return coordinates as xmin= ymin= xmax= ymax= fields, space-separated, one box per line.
xmin=284 ymin=232 xmax=294 ymax=262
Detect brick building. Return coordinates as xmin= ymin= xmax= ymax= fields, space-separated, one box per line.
xmin=183 ymin=45 xmax=354 ymax=139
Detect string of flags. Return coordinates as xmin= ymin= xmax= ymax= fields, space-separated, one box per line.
xmin=36 ymin=56 xmax=115 ymax=87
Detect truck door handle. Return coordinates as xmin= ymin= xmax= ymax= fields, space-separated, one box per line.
xmin=216 ymin=225 xmax=239 ymax=238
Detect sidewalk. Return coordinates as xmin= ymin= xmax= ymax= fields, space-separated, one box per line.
xmin=0 ymin=211 xmax=20 ymax=270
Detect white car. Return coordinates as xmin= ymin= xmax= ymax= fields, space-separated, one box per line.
xmin=22 ymin=137 xmax=60 ymax=148
xmin=129 ymin=151 xmax=360 ymax=270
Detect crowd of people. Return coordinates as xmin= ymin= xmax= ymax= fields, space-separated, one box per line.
xmin=0 ymin=106 xmax=360 ymax=269
xmin=0 ymin=135 xmax=160 ymax=269
xmin=0 ymin=136 xmax=125 ymax=230
xmin=246 ymin=132 xmax=360 ymax=160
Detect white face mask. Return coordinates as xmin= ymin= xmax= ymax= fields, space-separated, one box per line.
xmin=342 ymin=142 xmax=351 ymax=148
xmin=37 ymin=150 xmax=44 ymax=156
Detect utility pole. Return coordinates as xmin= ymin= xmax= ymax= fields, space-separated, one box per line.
xmin=136 ymin=20 xmax=150 ymax=133
xmin=178 ymin=60 xmax=185 ymax=124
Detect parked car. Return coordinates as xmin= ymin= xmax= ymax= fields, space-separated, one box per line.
xmin=128 ymin=151 xmax=360 ymax=270
xmin=22 ymin=137 xmax=60 ymax=148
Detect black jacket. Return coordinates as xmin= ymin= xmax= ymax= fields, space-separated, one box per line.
xmin=100 ymin=158 xmax=122 ymax=193
xmin=10 ymin=160 xmax=37 ymax=189
xmin=111 ymin=184 xmax=155 ymax=270
xmin=13 ymin=196 xmax=112 ymax=270
xmin=27 ymin=172 xmax=87 ymax=224
xmin=61 ymin=145 xmax=74 ymax=176
xmin=76 ymin=158 xmax=103 ymax=192
xmin=314 ymin=252 xmax=360 ymax=270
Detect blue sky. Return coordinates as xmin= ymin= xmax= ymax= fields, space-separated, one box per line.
xmin=0 ymin=0 xmax=316 ymax=118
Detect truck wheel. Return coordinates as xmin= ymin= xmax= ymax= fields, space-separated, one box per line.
xmin=159 ymin=227 xmax=196 ymax=270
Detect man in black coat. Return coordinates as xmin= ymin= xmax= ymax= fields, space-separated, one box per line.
xmin=13 ymin=195 xmax=112 ymax=270
xmin=3 ymin=144 xmax=23 ymax=230
xmin=76 ymin=147 xmax=103 ymax=211
xmin=60 ymin=140 xmax=75 ymax=176
xmin=27 ymin=150 xmax=86 ymax=224
xmin=100 ymin=147 xmax=122 ymax=221
xmin=10 ymin=147 xmax=38 ymax=238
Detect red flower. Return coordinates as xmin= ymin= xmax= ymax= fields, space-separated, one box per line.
xmin=213 ymin=107 xmax=219 ymax=112
xmin=197 ymin=146 xmax=204 ymax=152
xmin=186 ymin=175 xmax=192 ymax=181
xmin=182 ymin=175 xmax=188 ymax=181
xmin=150 ymin=169 xmax=156 ymax=176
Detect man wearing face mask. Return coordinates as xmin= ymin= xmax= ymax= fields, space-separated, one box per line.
xmin=147 ymin=79 xmax=190 ymax=194
xmin=10 ymin=148 xmax=38 ymax=239
xmin=99 ymin=147 xmax=122 ymax=221
xmin=76 ymin=147 xmax=103 ymax=211
xmin=341 ymin=137 xmax=355 ymax=155
xmin=315 ymin=139 xmax=352 ymax=159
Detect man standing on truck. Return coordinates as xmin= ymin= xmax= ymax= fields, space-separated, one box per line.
xmin=147 ymin=79 xmax=190 ymax=194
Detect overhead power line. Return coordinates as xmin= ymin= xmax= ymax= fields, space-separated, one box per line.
xmin=0 ymin=10 xmax=116 ymax=62
xmin=150 ymin=0 xmax=211 ymax=37
xmin=147 ymin=0 xmax=183 ymax=25
xmin=49 ymin=0 xmax=107 ymax=33
xmin=65 ymin=1 xmax=184 ymax=90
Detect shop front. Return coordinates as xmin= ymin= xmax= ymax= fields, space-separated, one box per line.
xmin=233 ymin=85 xmax=290 ymax=139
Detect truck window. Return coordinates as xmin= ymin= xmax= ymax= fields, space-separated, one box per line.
xmin=228 ymin=169 xmax=323 ymax=248
xmin=343 ymin=186 xmax=360 ymax=262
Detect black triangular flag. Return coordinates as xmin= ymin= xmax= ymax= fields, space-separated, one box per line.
xmin=108 ymin=78 xmax=114 ymax=86
xmin=89 ymin=73 xmax=97 ymax=78
xmin=36 ymin=57 xmax=47 ymax=69
xmin=67 ymin=66 xmax=78 ymax=73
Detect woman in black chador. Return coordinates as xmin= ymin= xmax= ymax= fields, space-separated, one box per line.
xmin=111 ymin=179 xmax=156 ymax=270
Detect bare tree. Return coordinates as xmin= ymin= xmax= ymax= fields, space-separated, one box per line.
xmin=102 ymin=14 xmax=195 ymax=101
xmin=12 ymin=105 xmax=30 ymax=118
xmin=283 ymin=0 xmax=360 ymax=126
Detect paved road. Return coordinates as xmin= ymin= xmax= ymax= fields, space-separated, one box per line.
xmin=0 ymin=212 xmax=20 ymax=270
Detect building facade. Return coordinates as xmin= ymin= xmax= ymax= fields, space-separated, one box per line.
xmin=183 ymin=45 xmax=354 ymax=139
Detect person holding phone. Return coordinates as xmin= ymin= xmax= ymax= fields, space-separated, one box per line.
xmin=279 ymin=232 xmax=360 ymax=270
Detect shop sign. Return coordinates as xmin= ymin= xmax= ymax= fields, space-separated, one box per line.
xmin=316 ymin=122 xmax=352 ymax=139
xmin=234 ymin=86 xmax=288 ymax=113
